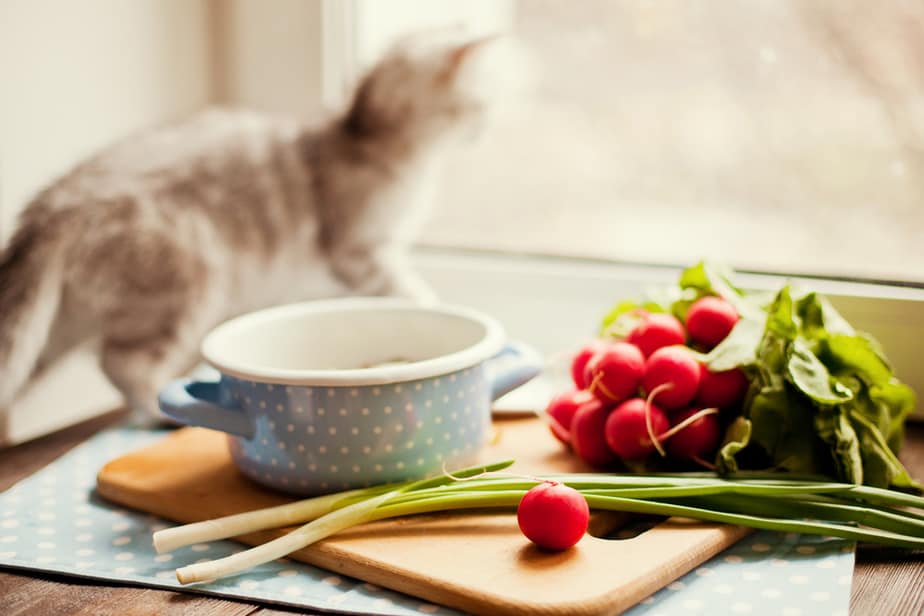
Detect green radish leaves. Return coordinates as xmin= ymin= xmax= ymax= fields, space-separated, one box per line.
xmin=737 ymin=282 xmax=918 ymax=491
xmin=705 ymin=316 xmax=764 ymax=372
xmin=678 ymin=261 xmax=741 ymax=303
xmin=814 ymin=406 xmax=864 ymax=485
xmin=717 ymin=416 xmax=752 ymax=474
xmin=599 ymin=300 xmax=664 ymax=337
xmin=732 ymin=281 xmax=918 ymax=491
xmin=678 ymin=261 xmax=763 ymax=320
xmin=598 ymin=261 xmax=920 ymax=493
xmin=787 ymin=338 xmax=854 ymax=405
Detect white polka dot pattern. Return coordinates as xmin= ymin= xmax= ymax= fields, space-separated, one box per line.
xmin=225 ymin=370 xmax=491 ymax=496
xmin=625 ymin=532 xmax=854 ymax=616
xmin=0 ymin=428 xmax=462 ymax=616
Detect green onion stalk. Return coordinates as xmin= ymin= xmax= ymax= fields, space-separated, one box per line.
xmin=152 ymin=459 xmax=924 ymax=585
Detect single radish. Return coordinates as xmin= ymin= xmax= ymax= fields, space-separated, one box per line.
xmin=665 ymin=407 xmax=721 ymax=462
xmin=696 ymin=365 xmax=749 ymax=408
xmin=583 ymin=342 xmax=645 ymax=403
xmin=570 ymin=340 xmax=607 ymax=389
xmin=517 ymin=481 xmax=590 ymax=551
xmin=642 ymin=346 xmax=701 ymax=409
xmin=570 ymin=398 xmax=618 ymax=467
xmin=544 ymin=389 xmax=594 ymax=445
xmin=604 ymin=398 xmax=669 ymax=460
xmin=626 ymin=313 xmax=686 ymax=358
xmin=685 ymin=296 xmax=739 ymax=349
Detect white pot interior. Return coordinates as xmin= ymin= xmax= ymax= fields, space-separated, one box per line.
xmin=201 ymin=299 xmax=506 ymax=385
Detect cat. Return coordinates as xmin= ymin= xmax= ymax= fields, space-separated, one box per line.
xmin=0 ymin=35 xmax=496 ymax=437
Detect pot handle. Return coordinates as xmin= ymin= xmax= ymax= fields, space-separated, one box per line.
xmin=158 ymin=378 xmax=254 ymax=439
xmin=485 ymin=341 xmax=544 ymax=401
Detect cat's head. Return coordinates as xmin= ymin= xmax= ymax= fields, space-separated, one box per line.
xmin=343 ymin=33 xmax=505 ymax=144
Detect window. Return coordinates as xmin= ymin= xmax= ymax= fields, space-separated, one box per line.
xmin=335 ymin=0 xmax=924 ymax=284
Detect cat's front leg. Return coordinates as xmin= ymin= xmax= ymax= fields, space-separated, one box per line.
xmin=331 ymin=246 xmax=438 ymax=305
xmin=381 ymin=266 xmax=438 ymax=305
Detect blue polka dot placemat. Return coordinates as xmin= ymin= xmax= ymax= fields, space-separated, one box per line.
xmin=0 ymin=428 xmax=854 ymax=615
xmin=626 ymin=532 xmax=853 ymax=616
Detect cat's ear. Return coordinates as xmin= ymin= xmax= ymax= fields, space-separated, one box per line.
xmin=440 ymin=35 xmax=498 ymax=83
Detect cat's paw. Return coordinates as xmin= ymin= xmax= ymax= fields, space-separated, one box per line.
xmin=394 ymin=274 xmax=439 ymax=306
xmin=126 ymin=403 xmax=182 ymax=429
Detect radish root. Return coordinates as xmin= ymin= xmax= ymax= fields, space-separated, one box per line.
xmin=589 ymin=371 xmax=619 ymax=402
xmin=657 ymin=407 xmax=720 ymax=442
xmin=691 ymin=455 xmax=717 ymax=471
xmin=644 ymin=384 xmax=674 ymax=457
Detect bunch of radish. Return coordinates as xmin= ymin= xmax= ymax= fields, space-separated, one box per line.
xmin=545 ymin=295 xmax=749 ymax=470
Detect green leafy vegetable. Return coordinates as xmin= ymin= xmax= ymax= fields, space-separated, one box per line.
xmin=814 ymin=405 xmax=864 ymax=484
xmin=717 ymin=416 xmax=752 ymax=474
xmin=787 ymin=338 xmax=853 ymax=405
xmin=599 ymin=260 xmax=920 ymax=493
xmin=599 ymin=299 xmax=664 ymax=337
xmin=704 ymin=316 xmax=764 ymax=371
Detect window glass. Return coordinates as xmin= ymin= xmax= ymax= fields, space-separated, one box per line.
xmin=417 ymin=0 xmax=924 ymax=283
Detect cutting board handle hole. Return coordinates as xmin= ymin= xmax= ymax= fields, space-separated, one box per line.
xmin=587 ymin=512 xmax=667 ymax=541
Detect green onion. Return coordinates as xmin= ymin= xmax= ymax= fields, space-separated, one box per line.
xmin=153 ymin=486 xmax=378 ymax=554
xmin=158 ymin=462 xmax=924 ymax=585
xmin=154 ymin=459 xmax=515 ymax=556
xmin=176 ymin=488 xmax=402 ymax=584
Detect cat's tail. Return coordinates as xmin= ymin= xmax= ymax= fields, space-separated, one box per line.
xmin=0 ymin=215 xmax=65 ymax=411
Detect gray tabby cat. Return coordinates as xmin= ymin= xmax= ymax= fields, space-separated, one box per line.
xmin=0 ymin=36 xmax=492 ymax=434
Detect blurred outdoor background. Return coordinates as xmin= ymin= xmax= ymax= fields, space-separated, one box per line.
xmin=2 ymin=0 xmax=923 ymax=282
xmin=431 ymin=0 xmax=924 ymax=282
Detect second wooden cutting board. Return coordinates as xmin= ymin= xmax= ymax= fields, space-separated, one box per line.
xmin=96 ymin=416 xmax=750 ymax=615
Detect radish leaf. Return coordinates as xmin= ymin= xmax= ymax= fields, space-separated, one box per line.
xmin=786 ymin=338 xmax=853 ymax=405
xmin=814 ymin=406 xmax=864 ymax=484
xmin=716 ymin=416 xmax=752 ymax=474
xmin=705 ymin=316 xmax=763 ymax=371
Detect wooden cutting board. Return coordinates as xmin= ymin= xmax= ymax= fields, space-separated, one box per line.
xmin=96 ymin=417 xmax=750 ymax=615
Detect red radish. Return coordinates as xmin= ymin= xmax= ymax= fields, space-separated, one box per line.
xmin=583 ymin=342 xmax=645 ymax=403
xmin=642 ymin=346 xmax=701 ymax=409
xmin=604 ymin=398 xmax=669 ymax=460
xmin=517 ymin=481 xmax=590 ymax=551
xmin=685 ymin=296 xmax=739 ymax=349
xmin=570 ymin=340 xmax=607 ymax=389
xmin=544 ymin=390 xmax=594 ymax=445
xmin=696 ymin=365 xmax=749 ymax=408
xmin=626 ymin=313 xmax=686 ymax=358
xmin=570 ymin=398 xmax=618 ymax=467
xmin=665 ymin=407 xmax=721 ymax=462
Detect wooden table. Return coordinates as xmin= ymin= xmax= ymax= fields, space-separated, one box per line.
xmin=1 ymin=410 xmax=922 ymax=616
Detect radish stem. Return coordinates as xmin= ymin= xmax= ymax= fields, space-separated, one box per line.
xmin=691 ymin=455 xmax=717 ymax=471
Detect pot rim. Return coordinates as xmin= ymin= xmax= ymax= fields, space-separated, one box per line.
xmin=201 ymin=298 xmax=507 ymax=386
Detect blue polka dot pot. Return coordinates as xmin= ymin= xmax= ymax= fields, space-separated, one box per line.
xmin=159 ymin=298 xmax=542 ymax=496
